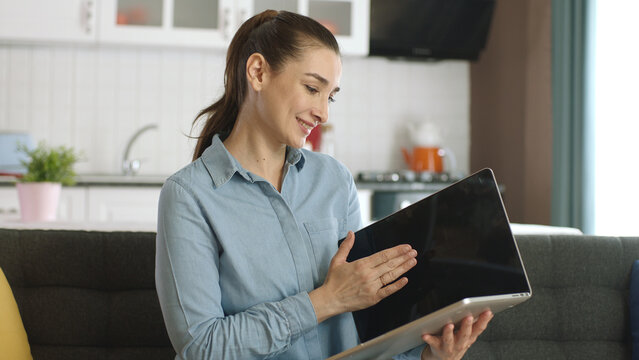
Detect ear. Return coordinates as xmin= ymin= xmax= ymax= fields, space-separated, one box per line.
xmin=246 ymin=53 xmax=269 ymax=91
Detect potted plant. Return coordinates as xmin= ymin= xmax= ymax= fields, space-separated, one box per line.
xmin=16 ymin=142 xmax=80 ymax=222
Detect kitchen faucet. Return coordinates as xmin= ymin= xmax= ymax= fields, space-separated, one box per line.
xmin=122 ymin=124 xmax=158 ymax=176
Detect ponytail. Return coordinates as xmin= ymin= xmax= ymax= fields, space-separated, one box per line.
xmin=191 ymin=10 xmax=340 ymax=160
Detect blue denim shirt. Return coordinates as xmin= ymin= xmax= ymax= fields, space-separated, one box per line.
xmin=156 ymin=134 xmax=423 ymax=359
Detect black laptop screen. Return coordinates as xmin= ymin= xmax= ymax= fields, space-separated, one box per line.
xmin=344 ymin=169 xmax=530 ymax=342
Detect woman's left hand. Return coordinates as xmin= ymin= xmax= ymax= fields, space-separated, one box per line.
xmin=420 ymin=310 xmax=493 ymax=360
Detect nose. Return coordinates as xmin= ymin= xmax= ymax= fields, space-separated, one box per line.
xmin=311 ymin=99 xmax=329 ymax=124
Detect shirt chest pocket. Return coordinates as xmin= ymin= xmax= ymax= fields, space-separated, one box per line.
xmin=303 ymin=217 xmax=342 ymax=285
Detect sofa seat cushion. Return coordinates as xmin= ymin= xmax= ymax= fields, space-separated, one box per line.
xmin=0 ymin=267 xmax=32 ymax=360
xmin=467 ymin=339 xmax=628 ymax=360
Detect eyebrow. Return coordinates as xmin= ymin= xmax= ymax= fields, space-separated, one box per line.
xmin=304 ymin=72 xmax=340 ymax=93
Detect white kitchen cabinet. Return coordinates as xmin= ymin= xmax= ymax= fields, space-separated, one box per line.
xmin=57 ymin=187 xmax=88 ymax=221
xmin=357 ymin=188 xmax=372 ymax=226
xmin=0 ymin=185 xmax=161 ymax=226
xmin=0 ymin=186 xmax=86 ymax=222
xmin=98 ymin=0 xmax=237 ymax=48
xmin=0 ymin=0 xmax=96 ymax=43
xmin=0 ymin=0 xmax=368 ymax=54
xmin=0 ymin=187 xmax=20 ymax=222
xmin=246 ymin=0 xmax=369 ymax=55
xmin=99 ymin=0 xmax=368 ymax=54
xmin=87 ymin=186 xmax=161 ymax=223
xmin=307 ymin=0 xmax=369 ymax=56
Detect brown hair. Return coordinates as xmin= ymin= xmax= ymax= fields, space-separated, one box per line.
xmin=191 ymin=10 xmax=340 ymax=160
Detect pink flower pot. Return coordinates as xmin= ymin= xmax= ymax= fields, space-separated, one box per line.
xmin=16 ymin=182 xmax=61 ymax=222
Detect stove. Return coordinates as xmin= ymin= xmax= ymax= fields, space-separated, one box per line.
xmin=357 ymin=170 xmax=458 ymax=184
xmin=356 ymin=170 xmax=461 ymax=221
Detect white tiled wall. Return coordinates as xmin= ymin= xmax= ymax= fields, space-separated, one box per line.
xmin=0 ymin=44 xmax=469 ymax=176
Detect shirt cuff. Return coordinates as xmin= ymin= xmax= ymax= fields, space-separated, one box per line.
xmin=277 ymin=292 xmax=318 ymax=339
xmin=393 ymin=343 xmax=426 ymax=360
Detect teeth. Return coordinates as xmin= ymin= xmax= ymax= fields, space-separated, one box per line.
xmin=300 ymin=120 xmax=313 ymax=130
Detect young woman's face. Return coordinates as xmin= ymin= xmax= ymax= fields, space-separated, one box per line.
xmin=257 ymin=46 xmax=342 ymax=149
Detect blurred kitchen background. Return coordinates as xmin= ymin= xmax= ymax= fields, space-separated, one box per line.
xmin=0 ymin=0 xmax=636 ymax=235
xmin=0 ymin=46 xmax=469 ymax=177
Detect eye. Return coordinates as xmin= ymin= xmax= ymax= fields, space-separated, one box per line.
xmin=328 ymin=95 xmax=336 ymax=103
xmin=305 ymin=85 xmax=319 ymax=94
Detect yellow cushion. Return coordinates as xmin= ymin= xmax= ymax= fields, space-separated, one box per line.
xmin=0 ymin=268 xmax=32 ymax=360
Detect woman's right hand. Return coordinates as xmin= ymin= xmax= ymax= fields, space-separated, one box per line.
xmin=309 ymin=231 xmax=418 ymax=323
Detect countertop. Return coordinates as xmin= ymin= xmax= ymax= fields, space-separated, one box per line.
xmin=354 ymin=181 xmax=452 ymax=192
xmin=0 ymin=174 xmax=169 ymax=187
xmin=1 ymin=174 xmax=455 ymax=191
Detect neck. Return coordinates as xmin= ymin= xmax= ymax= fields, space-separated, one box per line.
xmin=223 ymin=107 xmax=287 ymax=191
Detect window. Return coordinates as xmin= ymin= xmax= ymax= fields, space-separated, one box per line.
xmin=592 ymin=0 xmax=639 ymax=235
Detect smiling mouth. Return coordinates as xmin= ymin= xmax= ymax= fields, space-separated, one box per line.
xmin=297 ymin=118 xmax=316 ymax=131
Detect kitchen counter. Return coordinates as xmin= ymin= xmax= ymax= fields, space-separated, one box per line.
xmin=355 ymin=181 xmax=506 ymax=194
xmin=354 ymin=181 xmax=452 ymax=192
xmin=0 ymin=174 xmax=169 ymax=187
xmin=2 ymin=176 xmax=449 ymax=191
xmin=73 ymin=174 xmax=168 ymax=186
xmin=3 ymin=175 xmax=453 ymax=190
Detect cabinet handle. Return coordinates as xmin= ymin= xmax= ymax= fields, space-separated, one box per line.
xmin=81 ymin=0 xmax=94 ymax=34
xmin=222 ymin=7 xmax=230 ymax=40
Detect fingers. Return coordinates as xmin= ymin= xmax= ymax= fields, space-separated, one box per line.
xmin=453 ymin=314 xmax=489 ymax=353
xmin=332 ymin=231 xmax=355 ymax=265
xmin=455 ymin=316 xmax=474 ymax=344
xmin=377 ymin=276 xmax=409 ymax=298
xmin=442 ymin=323 xmax=455 ymax=353
xmin=422 ymin=312 xmax=493 ymax=359
xmin=354 ymin=243 xmax=417 ymax=300
xmin=422 ymin=323 xmax=454 ymax=354
xmin=323 ymin=233 xmax=419 ymax=314
xmin=469 ymin=311 xmax=493 ymax=341
xmin=377 ymin=252 xmax=417 ymax=286
xmin=364 ymin=244 xmax=413 ymax=268
xmin=422 ymin=332 xmax=441 ymax=350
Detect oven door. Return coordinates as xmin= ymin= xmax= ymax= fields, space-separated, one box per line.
xmin=371 ymin=191 xmax=437 ymax=221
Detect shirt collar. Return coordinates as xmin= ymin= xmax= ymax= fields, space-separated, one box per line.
xmin=201 ymin=134 xmax=306 ymax=188
xmin=287 ymin=145 xmax=306 ymax=170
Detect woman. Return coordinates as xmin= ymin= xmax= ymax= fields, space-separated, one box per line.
xmin=156 ymin=10 xmax=492 ymax=360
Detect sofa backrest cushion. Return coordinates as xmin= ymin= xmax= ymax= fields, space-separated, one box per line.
xmin=0 ymin=229 xmax=175 ymax=360
xmin=464 ymin=235 xmax=638 ymax=360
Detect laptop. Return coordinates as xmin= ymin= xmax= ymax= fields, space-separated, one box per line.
xmin=328 ymin=168 xmax=532 ymax=360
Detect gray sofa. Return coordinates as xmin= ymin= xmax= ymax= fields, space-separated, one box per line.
xmin=0 ymin=229 xmax=175 ymax=360
xmin=465 ymin=234 xmax=636 ymax=359
xmin=0 ymin=229 xmax=635 ymax=359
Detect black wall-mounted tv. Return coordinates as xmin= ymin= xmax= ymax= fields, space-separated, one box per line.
xmin=369 ymin=0 xmax=496 ymax=61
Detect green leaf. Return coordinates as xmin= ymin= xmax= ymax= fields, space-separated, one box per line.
xmin=17 ymin=141 xmax=81 ymax=186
